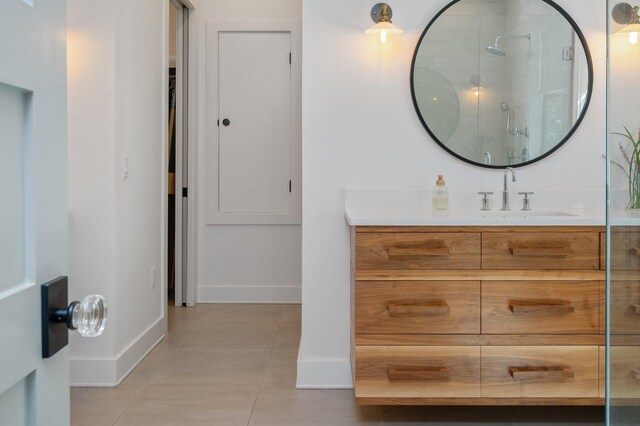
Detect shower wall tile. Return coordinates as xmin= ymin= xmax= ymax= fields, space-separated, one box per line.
xmin=415 ymin=0 xmax=578 ymax=165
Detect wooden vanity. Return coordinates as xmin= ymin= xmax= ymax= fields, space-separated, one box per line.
xmin=350 ymin=225 xmax=606 ymax=406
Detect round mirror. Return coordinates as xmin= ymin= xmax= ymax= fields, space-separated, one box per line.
xmin=411 ymin=0 xmax=593 ymax=168
xmin=414 ymin=69 xmax=460 ymax=142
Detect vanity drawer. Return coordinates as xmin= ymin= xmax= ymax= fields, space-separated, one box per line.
xmin=482 ymin=281 xmax=600 ymax=335
xmin=482 ymin=232 xmax=600 ymax=270
xmin=609 ymin=228 xmax=640 ymax=270
xmin=610 ymin=280 xmax=640 ymax=335
xmin=356 ymin=281 xmax=480 ymax=335
xmin=481 ymin=346 xmax=599 ymax=398
xmin=355 ymin=232 xmax=481 ymax=270
xmin=599 ymin=346 xmax=605 ymax=398
xmin=355 ymin=346 xmax=481 ymax=398
xmin=609 ymin=346 xmax=640 ymax=399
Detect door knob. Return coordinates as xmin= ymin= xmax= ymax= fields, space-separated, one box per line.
xmin=41 ymin=276 xmax=108 ymax=358
xmin=53 ymin=295 xmax=107 ymax=337
xmin=222 ymin=118 xmax=230 ymax=126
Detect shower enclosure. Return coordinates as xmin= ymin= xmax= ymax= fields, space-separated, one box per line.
xmin=608 ymin=1 xmax=640 ymax=424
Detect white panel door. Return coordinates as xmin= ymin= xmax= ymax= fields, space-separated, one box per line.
xmin=0 ymin=1 xmax=70 ymax=425
xmin=218 ymin=31 xmax=292 ymax=214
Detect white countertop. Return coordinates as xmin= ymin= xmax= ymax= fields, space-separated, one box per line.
xmin=610 ymin=210 xmax=640 ymax=227
xmin=345 ymin=189 xmax=606 ymax=227
xmin=345 ymin=208 xmax=605 ymax=226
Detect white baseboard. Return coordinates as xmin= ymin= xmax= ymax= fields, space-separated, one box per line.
xmin=296 ymin=358 xmax=353 ymax=389
xmin=69 ymin=358 xmax=118 ymax=387
xmin=197 ymin=284 xmax=301 ymax=303
xmin=70 ymin=317 xmax=166 ymax=387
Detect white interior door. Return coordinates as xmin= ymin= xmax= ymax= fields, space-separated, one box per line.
xmin=0 ymin=1 xmax=70 ymax=425
xmin=218 ymin=31 xmax=292 ymax=214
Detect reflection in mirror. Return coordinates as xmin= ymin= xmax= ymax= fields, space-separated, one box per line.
xmin=411 ymin=0 xmax=592 ymax=168
xmin=414 ymin=69 xmax=460 ymax=142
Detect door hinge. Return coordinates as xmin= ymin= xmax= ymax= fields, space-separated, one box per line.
xmin=289 ymin=180 xmax=292 ymax=193
xmin=182 ymin=187 xmax=188 ymax=198
xmin=289 ymin=52 xmax=291 ymax=65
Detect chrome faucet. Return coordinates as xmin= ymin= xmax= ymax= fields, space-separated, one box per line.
xmin=502 ymin=167 xmax=517 ymax=211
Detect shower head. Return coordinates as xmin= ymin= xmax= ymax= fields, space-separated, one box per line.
xmin=486 ymin=34 xmax=531 ymax=57
xmin=499 ymin=102 xmax=509 ymax=111
xmin=486 ymin=46 xmax=506 ymax=56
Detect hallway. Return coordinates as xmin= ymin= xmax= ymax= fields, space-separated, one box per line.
xmin=71 ymin=304 xmax=604 ymax=425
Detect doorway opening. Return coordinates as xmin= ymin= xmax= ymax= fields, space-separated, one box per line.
xmin=167 ymin=0 xmax=194 ymax=307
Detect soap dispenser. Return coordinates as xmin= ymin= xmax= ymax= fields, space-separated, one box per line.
xmin=433 ymin=175 xmax=449 ymax=210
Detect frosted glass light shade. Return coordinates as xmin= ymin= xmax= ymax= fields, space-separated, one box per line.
xmin=615 ymin=23 xmax=640 ymax=45
xmin=365 ymin=21 xmax=403 ymax=43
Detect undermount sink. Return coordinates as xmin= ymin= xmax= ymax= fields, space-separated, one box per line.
xmin=480 ymin=210 xmax=578 ymax=218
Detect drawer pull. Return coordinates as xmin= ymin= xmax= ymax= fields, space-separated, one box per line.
xmin=508 ymin=366 xmax=574 ymax=382
xmin=628 ymin=304 xmax=640 ymax=315
xmin=388 ymin=366 xmax=450 ymax=381
xmin=508 ymin=242 xmax=572 ymax=257
xmin=631 ymin=369 xmax=640 ymax=381
xmin=388 ymin=300 xmax=450 ymax=317
xmin=508 ymin=299 xmax=575 ymax=315
xmin=388 ymin=242 xmax=450 ymax=258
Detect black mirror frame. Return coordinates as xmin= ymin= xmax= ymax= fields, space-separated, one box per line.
xmin=410 ymin=0 xmax=594 ymax=169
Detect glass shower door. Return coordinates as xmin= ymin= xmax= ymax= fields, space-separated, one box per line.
xmin=608 ymin=1 xmax=640 ymax=423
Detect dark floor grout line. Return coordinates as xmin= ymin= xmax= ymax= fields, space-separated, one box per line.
xmin=108 ymin=387 xmax=145 ymax=426
xmin=109 ymin=341 xmax=182 ymax=425
xmin=108 ymin=307 xmax=207 ymax=425
xmin=247 ymin=308 xmax=286 ymax=425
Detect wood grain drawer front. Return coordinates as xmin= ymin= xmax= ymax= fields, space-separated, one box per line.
xmin=355 ymin=346 xmax=481 ymax=398
xmin=610 ymin=280 xmax=640 ymax=335
xmin=482 ymin=281 xmax=600 ymax=335
xmin=356 ymin=281 xmax=480 ymax=335
xmin=481 ymin=346 xmax=599 ymax=398
xmin=482 ymin=232 xmax=600 ymax=270
xmin=609 ymin=346 xmax=640 ymax=399
xmin=355 ymin=233 xmax=481 ymax=270
xmin=599 ymin=346 xmax=605 ymax=398
xmin=610 ymin=229 xmax=640 ymax=270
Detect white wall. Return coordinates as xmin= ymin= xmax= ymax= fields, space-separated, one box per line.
xmin=196 ymin=0 xmax=302 ymax=303
xmin=609 ymin=2 xmax=640 ymax=211
xmin=298 ymin=0 xmax=606 ymax=388
xmin=67 ymin=0 xmax=167 ymax=386
xmin=68 ymin=1 xmax=118 ymax=365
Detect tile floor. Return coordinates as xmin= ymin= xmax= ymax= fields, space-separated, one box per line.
xmin=71 ymin=304 xmax=605 ymax=425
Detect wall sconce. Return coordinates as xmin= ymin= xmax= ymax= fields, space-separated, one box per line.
xmin=613 ymin=3 xmax=640 ymax=45
xmin=470 ymin=74 xmax=481 ymax=97
xmin=365 ymin=3 xmax=403 ymax=44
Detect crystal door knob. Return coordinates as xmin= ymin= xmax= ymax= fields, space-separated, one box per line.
xmin=41 ymin=277 xmax=107 ymax=358
xmin=54 ymin=295 xmax=107 ymax=337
